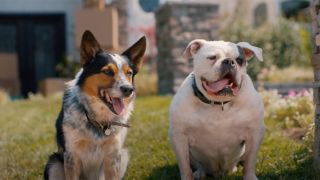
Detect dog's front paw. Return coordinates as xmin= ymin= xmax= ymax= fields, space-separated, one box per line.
xmin=181 ymin=172 xmax=193 ymax=180
xmin=193 ymin=168 xmax=206 ymax=180
xmin=244 ymin=174 xmax=258 ymax=180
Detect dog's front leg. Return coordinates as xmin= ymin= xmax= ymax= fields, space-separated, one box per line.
xmin=103 ymin=152 xmax=121 ymax=180
xmin=242 ymin=127 xmax=265 ymax=180
xmin=64 ymin=152 xmax=81 ymax=180
xmin=170 ymin=128 xmax=193 ymax=180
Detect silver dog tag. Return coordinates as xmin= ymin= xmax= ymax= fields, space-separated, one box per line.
xmin=105 ymin=129 xmax=111 ymax=136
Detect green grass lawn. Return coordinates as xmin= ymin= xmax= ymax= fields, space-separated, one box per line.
xmin=0 ymin=95 xmax=317 ymax=179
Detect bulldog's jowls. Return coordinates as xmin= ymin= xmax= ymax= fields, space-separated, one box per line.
xmin=169 ymin=39 xmax=265 ymax=180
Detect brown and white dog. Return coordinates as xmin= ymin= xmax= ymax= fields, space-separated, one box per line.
xmin=169 ymin=39 xmax=265 ymax=180
xmin=44 ymin=30 xmax=146 ymax=180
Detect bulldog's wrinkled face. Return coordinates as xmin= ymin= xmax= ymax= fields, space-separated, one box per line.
xmin=183 ymin=39 xmax=263 ymax=102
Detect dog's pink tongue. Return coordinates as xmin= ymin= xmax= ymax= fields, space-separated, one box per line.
xmin=205 ymin=78 xmax=229 ymax=93
xmin=112 ymin=98 xmax=125 ymax=115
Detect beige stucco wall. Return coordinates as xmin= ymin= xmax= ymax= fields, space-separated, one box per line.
xmin=241 ymin=0 xmax=279 ymax=26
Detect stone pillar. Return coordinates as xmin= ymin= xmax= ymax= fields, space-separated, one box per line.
xmin=155 ymin=2 xmax=219 ymax=94
xmin=311 ymin=0 xmax=320 ymax=172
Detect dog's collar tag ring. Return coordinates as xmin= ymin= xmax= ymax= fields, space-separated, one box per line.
xmin=105 ymin=128 xmax=112 ymax=136
xmin=104 ymin=126 xmax=117 ymax=136
xmin=211 ymin=101 xmax=224 ymax=111
xmin=82 ymin=106 xmax=130 ymax=136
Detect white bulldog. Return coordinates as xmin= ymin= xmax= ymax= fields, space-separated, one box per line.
xmin=169 ymin=39 xmax=265 ymax=180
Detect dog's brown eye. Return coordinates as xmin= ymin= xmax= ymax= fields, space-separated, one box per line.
xmin=102 ymin=69 xmax=114 ymax=76
xmin=126 ymin=71 xmax=133 ymax=76
xmin=207 ymin=55 xmax=217 ymax=61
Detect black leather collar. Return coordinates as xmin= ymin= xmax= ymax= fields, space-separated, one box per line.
xmin=82 ymin=105 xmax=130 ymax=136
xmin=191 ymin=74 xmax=230 ymax=110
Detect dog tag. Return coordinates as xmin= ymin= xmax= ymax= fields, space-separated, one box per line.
xmin=105 ymin=129 xmax=111 ymax=136
xmin=221 ymin=102 xmax=224 ymax=111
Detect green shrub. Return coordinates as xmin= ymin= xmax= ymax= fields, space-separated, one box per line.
xmin=221 ymin=19 xmax=311 ymax=80
xmin=55 ymin=56 xmax=80 ymax=78
xmin=260 ymin=89 xmax=314 ymax=129
xmin=135 ymin=66 xmax=158 ymax=96
xmin=257 ymin=65 xmax=313 ymax=83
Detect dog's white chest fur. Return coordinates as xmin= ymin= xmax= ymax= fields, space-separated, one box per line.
xmin=169 ymin=73 xmax=264 ymax=174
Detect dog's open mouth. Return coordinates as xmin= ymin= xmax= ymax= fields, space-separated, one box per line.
xmin=99 ymin=89 xmax=126 ymax=116
xmin=201 ymin=74 xmax=240 ymax=96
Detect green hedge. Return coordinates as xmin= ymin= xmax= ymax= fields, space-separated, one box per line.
xmin=220 ymin=19 xmax=311 ymax=80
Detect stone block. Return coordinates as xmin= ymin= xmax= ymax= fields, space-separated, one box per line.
xmin=156 ymin=2 xmax=219 ymax=94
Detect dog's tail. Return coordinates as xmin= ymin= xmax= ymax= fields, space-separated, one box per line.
xmin=44 ymin=152 xmax=64 ymax=180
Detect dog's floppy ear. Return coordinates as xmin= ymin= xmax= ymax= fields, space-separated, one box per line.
xmin=80 ymin=30 xmax=102 ymax=65
xmin=183 ymin=39 xmax=206 ymax=59
xmin=237 ymin=42 xmax=263 ymax=61
xmin=122 ymin=36 xmax=146 ymax=74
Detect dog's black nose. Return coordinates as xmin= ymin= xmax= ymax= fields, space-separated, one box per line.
xmin=222 ymin=58 xmax=235 ymax=67
xmin=120 ymin=85 xmax=134 ymax=97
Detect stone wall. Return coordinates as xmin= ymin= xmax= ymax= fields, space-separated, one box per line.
xmin=155 ymin=2 xmax=219 ymax=94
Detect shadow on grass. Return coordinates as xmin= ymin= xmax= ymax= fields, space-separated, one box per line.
xmin=146 ymin=164 xmax=180 ymax=180
xmin=146 ymin=150 xmax=318 ymax=180
xmin=230 ymin=148 xmax=318 ymax=180
xmin=256 ymin=157 xmax=317 ymax=180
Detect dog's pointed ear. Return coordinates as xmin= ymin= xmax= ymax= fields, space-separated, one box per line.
xmin=237 ymin=42 xmax=263 ymax=61
xmin=122 ymin=36 xmax=146 ymax=74
xmin=183 ymin=39 xmax=206 ymax=59
xmin=80 ymin=30 xmax=102 ymax=65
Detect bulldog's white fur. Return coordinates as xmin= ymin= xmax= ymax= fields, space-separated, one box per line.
xmin=169 ymin=40 xmax=265 ymax=180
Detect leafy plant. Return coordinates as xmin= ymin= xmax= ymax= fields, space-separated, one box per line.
xmin=257 ymin=65 xmax=313 ymax=83
xmin=135 ymin=66 xmax=158 ymax=96
xmin=55 ymin=56 xmax=81 ymax=78
xmin=260 ymin=89 xmax=314 ymax=129
xmin=221 ymin=19 xmax=311 ymax=80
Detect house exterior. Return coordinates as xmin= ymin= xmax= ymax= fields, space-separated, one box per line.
xmin=0 ymin=0 xmax=83 ymax=97
xmin=129 ymin=0 xmax=281 ymax=58
xmin=159 ymin=0 xmax=280 ymax=26
xmin=0 ymin=0 xmax=82 ymax=57
xmin=214 ymin=0 xmax=279 ymax=27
